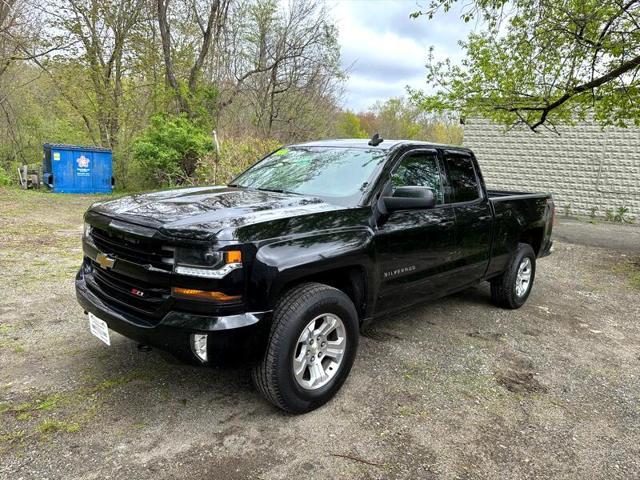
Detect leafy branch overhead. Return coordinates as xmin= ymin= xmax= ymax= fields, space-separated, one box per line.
xmin=410 ymin=0 xmax=640 ymax=131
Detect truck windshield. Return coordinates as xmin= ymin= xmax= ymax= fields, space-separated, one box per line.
xmin=231 ymin=147 xmax=387 ymax=205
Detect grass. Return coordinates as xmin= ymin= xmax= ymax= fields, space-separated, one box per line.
xmin=38 ymin=419 xmax=80 ymax=435
xmin=0 ymin=188 xmax=99 ymax=296
xmin=0 ymin=324 xmax=26 ymax=354
xmin=0 ymin=430 xmax=25 ymax=446
xmin=0 ymin=189 xmax=156 ymax=451
xmin=0 ymin=370 xmax=153 ymax=449
xmin=613 ymin=256 xmax=640 ymax=290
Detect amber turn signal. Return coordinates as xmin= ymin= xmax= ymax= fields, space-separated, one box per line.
xmin=225 ymin=250 xmax=242 ymax=263
xmin=171 ymin=287 xmax=241 ymax=302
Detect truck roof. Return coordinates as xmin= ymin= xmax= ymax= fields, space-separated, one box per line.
xmin=291 ymin=138 xmax=471 ymax=153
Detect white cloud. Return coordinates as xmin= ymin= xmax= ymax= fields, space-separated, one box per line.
xmin=330 ymin=0 xmax=472 ymax=111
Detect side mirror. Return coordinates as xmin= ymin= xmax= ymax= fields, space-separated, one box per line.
xmin=383 ymin=186 xmax=435 ymax=211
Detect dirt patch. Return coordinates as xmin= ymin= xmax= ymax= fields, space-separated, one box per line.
xmin=467 ymin=330 xmax=506 ymax=342
xmin=361 ymin=327 xmax=403 ymax=342
xmin=1 ymin=188 xmax=640 ymax=479
xmin=495 ymin=369 xmax=548 ymax=394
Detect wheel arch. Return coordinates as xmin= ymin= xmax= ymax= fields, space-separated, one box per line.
xmin=519 ymin=227 xmax=545 ymax=256
xmin=271 ymin=265 xmax=370 ymax=323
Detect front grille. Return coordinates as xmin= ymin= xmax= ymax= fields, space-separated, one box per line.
xmin=88 ymin=261 xmax=171 ymax=322
xmin=90 ymin=226 xmax=173 ymax=270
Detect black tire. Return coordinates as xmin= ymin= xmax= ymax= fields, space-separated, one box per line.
xmin=251 ymin=282 xmax=359 ymax=413
xmin=490 ymin=243 xmax=536 ymax=309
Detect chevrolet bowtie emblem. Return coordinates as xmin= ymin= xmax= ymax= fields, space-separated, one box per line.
xmin=96 ymin=253 xmax=116 ymax=269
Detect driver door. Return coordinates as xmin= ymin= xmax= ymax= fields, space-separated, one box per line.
xmin=374 ymin=149 xmax=457 ymax=314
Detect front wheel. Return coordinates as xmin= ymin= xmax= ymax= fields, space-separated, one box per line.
xmin=251 ymin=283 xmax=359 ymax=413
xmin=490 ymin=243 xmax=536 ymax=309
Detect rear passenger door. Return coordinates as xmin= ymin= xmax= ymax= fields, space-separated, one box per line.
xmin=442 ymin=152 xmax=493 ymax=287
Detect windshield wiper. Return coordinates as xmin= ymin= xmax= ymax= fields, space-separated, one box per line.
xmin=253 ymin=187 xmax=302 ymax=195
xmin=229 ymin=184 xmax=302 ymax=195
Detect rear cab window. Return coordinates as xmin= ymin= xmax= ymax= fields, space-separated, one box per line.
xmin=442 ymin=153 xmax=482 ymax=203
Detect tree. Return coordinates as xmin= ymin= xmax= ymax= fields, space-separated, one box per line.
xmin=156 ymin=0 xmax=231 ymax=115
xmin=0 ymin=0 xmax=345 ymax=186
xmin=52 ymin=0 xmax=146 ymax=149
xmin=370 ymin=97 xmax=423 ymax=139
xmin=0 ymin=0 xmax=67 ymax=170
xmin=335 ymin=111 xmax=367 ymax=138
xmin=0 ymin=0 xmax=52 ymax=79
xmin=214 ymin=0 xmax=342 ymax=140
xmin=335 ymin=97 xmax=463 ymax=144
xmin=410 ymin=0 xmax=640 ymax=131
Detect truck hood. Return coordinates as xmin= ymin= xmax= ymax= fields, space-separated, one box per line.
xmin=90 ymin=186 xmax=344 ymax=240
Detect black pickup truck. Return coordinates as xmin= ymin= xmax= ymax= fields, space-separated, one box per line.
xmin=76 ymin=138 xmax=554 ymax=413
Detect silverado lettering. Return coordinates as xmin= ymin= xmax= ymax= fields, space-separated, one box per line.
xmin=383 ymin=266 xmax=417 ymax=278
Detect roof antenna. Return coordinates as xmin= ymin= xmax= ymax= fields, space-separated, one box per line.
xmin=368 ymin=133 xmax=383 ymax=147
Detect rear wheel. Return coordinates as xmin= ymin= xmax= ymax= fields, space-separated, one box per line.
xmin=490 ymin=243 xmax=536 ymax=309
xmin=251 ymin=282 xmax=359 ymax=413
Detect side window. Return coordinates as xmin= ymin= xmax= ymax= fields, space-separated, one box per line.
xmin=444 ymin=155 xmax=481 ymax=203
xmin=391 ymin=152 xmax=443 ymax=204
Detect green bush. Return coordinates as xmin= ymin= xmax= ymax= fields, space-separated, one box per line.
xmin=0 ymin=165 xmax=13 ymax=186
xmin=132 ymin=114 xmax=214 ymax=187
xmin=335 ymin=111 xmax=368 ymax=138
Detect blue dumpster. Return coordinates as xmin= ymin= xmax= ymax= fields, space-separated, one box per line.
xmin=43 ymin=144 xmax=113 ymax=194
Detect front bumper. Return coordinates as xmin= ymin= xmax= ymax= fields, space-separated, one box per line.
xmin=76 ymin=269 xmax=270 ymax=365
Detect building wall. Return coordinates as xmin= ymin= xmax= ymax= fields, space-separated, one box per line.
xmin=463 ymin=118 xmax=640 ymax=219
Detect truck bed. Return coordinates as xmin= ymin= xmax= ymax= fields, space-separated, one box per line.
xmin=487 ymin=189 xmax=550 ymax=201
xmin=483 ymin=189 xmax=554 ymax=278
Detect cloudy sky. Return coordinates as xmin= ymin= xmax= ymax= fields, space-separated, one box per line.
xmin=330 ymin=0 xmax=473 ymax=112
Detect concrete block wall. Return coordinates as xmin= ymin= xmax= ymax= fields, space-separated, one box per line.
xmin=463 ymin=118 xmax=640 ymax=219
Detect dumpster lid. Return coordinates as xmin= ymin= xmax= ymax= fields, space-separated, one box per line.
xmin=43 ymin=143 xmax=112 ymax=153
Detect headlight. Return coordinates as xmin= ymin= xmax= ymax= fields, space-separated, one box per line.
xmin=174 ymin=248 xmax=242 ymax=279
xmin=83 ymin=222 xmax=92 ymax=238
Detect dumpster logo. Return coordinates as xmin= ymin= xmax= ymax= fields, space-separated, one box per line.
xmin=77 ymin=155 xmax=90 ymax=168
xmin=76 ymin=155 xmax=91 ymax=177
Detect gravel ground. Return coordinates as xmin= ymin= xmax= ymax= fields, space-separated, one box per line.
xmin=1 ymin=188 xmax=639 ymax=480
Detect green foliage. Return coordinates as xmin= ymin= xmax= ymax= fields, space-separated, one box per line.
xmin=605 ymin=206 xmax=635 ymax=224
xmin=356 ymin=97 xmax=463 ymax=144
xmin=0 ymin=65 xmax=94 ymax=175
xmin=335 ymin=111 xmax=368 ymax=138
xmin=132 ymin=115 xmax=214 ymax=187
xmin=411 ymin=0 xmax=640 ymax=130
xmin=0 ymin=0 xmax=343 ymax=190
xmin=371 ymin=98 xmax=423 ymax=139
xmin=614 ymin=256 xmax=640 ymax=290
xmin=0 ymin=166 xmax=12 ymax=186
xmin=38 ymin=419 xmax=80 ymax=434
xmin=179 ymin=84 xmax=220 ymax=128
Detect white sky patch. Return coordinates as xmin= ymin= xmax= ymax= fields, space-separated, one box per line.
xmin=330 ymin=0 xmax=474 ymax=112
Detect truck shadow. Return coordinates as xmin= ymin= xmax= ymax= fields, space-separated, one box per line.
xmin=75 ymin=283 xmax=496 ymax=418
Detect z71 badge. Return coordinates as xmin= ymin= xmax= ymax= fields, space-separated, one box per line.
xmin=383 ymin=265 xmax=416 ymax=279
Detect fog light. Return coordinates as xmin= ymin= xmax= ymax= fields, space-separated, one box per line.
xmin=191 ymin=334 xmax=208 ymax=362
